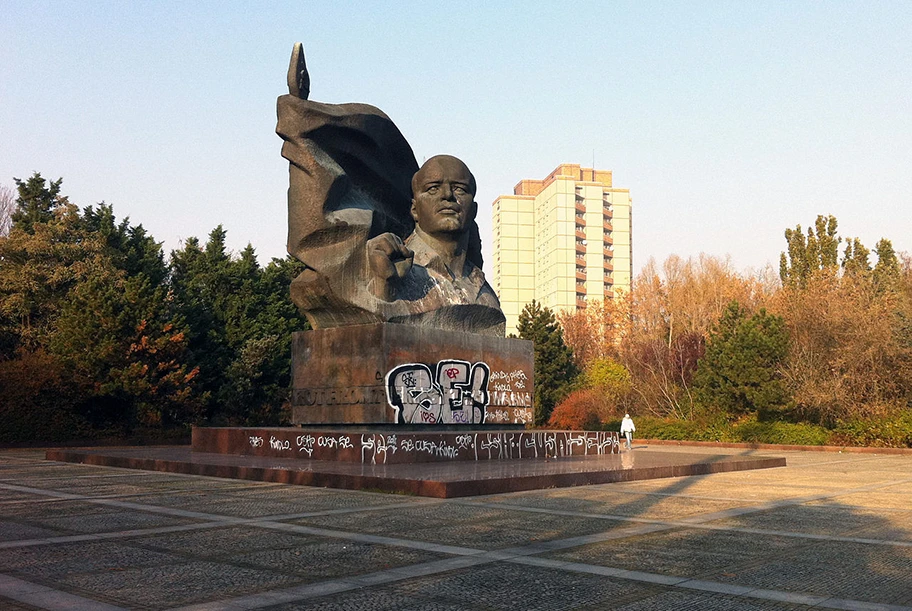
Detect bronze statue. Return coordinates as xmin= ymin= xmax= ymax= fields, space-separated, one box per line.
xmin=277 ymin=44 xmax=505 ymax=336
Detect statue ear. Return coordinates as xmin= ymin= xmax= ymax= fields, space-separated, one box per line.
xmin=410 ymin=199 xmax=419 ymax=221
xmin=470 ymin=200 xmax=478 ymax=221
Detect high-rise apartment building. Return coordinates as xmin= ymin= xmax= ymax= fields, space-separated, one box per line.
xmin=491 ymin=164 xmax=632 ymax=335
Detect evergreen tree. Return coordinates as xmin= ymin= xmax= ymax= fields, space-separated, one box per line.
xmin=0 ymin=198 xmax=93 ymax=354
xmin=1 ymin=173 xmax=311 ymax=438
xmin=516 ymin=300 xmax=579 ymax=426
xmin=1 ymin=177 xmax=202 ymax=436
xmin=78 ymin=203 xmax=167 ymax=285
xmin=48 ymin=261 xmax=200 ymax=429
xmin=169 ymin=228 xmax=308 ymax=424
xmin=693 ymin=301 xmax=789 ymax=418
xmin=11 ymin=173 xmax=63 ymax=233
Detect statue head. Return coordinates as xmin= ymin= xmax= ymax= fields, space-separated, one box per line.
xmin=410 ymin=155 xmax=478 ymax=240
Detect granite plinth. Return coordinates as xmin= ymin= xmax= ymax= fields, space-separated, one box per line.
xmin=45 ymin=446 xmax=786 ymax=498
xmin=291 ymin=323 xmax=534 ymax=425
xmin=192 ymin=427 xmax=619 ymax=463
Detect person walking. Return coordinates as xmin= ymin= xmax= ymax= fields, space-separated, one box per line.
xmin=620 ymin=414 xmax=635 ymax=450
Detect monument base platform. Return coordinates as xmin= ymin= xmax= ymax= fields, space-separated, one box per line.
xmin=46 ymin=445 xmax=786 ymax=498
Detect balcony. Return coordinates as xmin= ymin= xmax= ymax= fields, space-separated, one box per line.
xmin=575 ymin=228 xmax=586 ymax=240
xmin=603 ymin=220 xmax=613 ymax=231
xmin=576 ymin=242 xmax=586 ymax=253
xmin=575 ymin=201 xmax=586 ymax=214
xmin=604 ymin=235 xmax=613 ymax=246
xmin=575 ymin=213 xmax=586 ymax=226
xmin=603 ymin=261 xmax=614 ymax=271
xmin=576 ymin=269 xmax=587 ymax=281
xmin=576 ymin=297 xmax=587 ymax=309
xmin=603 ymin=248 xmax=613 ymax=257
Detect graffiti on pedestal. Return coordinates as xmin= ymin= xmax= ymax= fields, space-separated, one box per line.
xmin=386 ymin=360 xmax=490 ymax=424
xmin=241 ymin=429 xmax=620 ymax=463
xmin=486 ymin=368 xmax=533 ymax=424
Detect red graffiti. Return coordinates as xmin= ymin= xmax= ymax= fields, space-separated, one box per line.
xmin=444 ymin=367 xmax=460 ymax=379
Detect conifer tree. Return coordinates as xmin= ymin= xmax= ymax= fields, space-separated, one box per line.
xmin=693 ymin=301 xmax=789 ymax=418
xmin=11 ymin=173 xmax=63 ymax=233
xmin=78 ymin=203 xmax=167 ymax=285
xmin=516 ymin=301 xmax=579 ymax=425
xmin=168 ymin=228 xmax=308 ymax=424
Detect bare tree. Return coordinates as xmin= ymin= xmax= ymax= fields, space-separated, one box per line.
xmin=0 ymin=184 xmax=15 ymax=236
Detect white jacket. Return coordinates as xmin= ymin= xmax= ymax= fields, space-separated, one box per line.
xmin=620 ymin=416 xmax=635 ymax=434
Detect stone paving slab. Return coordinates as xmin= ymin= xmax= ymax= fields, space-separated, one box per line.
xmin=2 ymin=447 xmax=912 ymax=610
xmin=0 ymin=540 xmax=183 ymax=578
xmin=473 ymin=488 xmax=754 ymax=520
xmin=0 ymin=522 xmax=66 ymax=543
xmin=546 ymin=527 xmax=798 ymax=579
xmin=60 ymin=559 xmax=303 ymax=609
xmin=724 ymin=539 xmax=912 ymax=606
xmin=0 ymin=595 xmax=45 ymax=611
xmin=705 ymin=504 xmax=903 ymax=537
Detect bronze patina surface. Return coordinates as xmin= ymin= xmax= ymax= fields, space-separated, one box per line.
xmin=278 ymin=44 xmax=505 ymax=336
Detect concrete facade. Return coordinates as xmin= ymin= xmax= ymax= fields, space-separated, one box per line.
xmin=492 ymin=164 xmax=632 ymax=334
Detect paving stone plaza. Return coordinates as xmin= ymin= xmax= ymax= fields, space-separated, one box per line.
xmin=1 ymin=446 xmax=911 ymax=610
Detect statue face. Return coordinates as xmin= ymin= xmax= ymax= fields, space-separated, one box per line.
xmin=411 ymin=156 xmax=477 ymax=236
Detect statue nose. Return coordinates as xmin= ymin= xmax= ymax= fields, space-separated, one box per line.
xmin=441 ymin=184 xmax=455 ymax=200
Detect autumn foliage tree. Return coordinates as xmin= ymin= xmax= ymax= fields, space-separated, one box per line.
xmin=772 ymin=236 xmax=912 ymax=424
xmin=557 ymin=297 xmax=629 ymax=370
xmin=617 ymin=254 xmax=770 ymax=418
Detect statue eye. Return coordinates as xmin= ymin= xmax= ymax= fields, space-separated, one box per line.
xmin=426 ymin=186 xmax=439 ymax=194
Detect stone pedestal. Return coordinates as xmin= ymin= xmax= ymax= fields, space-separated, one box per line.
xmin=291 ymin=323 xmax=534 ymax=426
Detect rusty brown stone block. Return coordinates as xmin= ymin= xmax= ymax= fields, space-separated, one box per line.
xmin=291 ymin=323 xmax=533 ymax=425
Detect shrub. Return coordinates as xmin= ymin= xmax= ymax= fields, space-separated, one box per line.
xmin=731 ymin=418 xmax=830 ymax=445
xmin=548 ymin=389 xmax=602 ymax=430
xmin=830 ymin=411 xmax=912 ymax=448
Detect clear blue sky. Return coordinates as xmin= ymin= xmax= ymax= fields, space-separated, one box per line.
xmin=3 ymin=1 xmax=911 ymax=277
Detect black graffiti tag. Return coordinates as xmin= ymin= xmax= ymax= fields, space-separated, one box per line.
xmin=386 ymin=360 xmax=491 ymax=424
